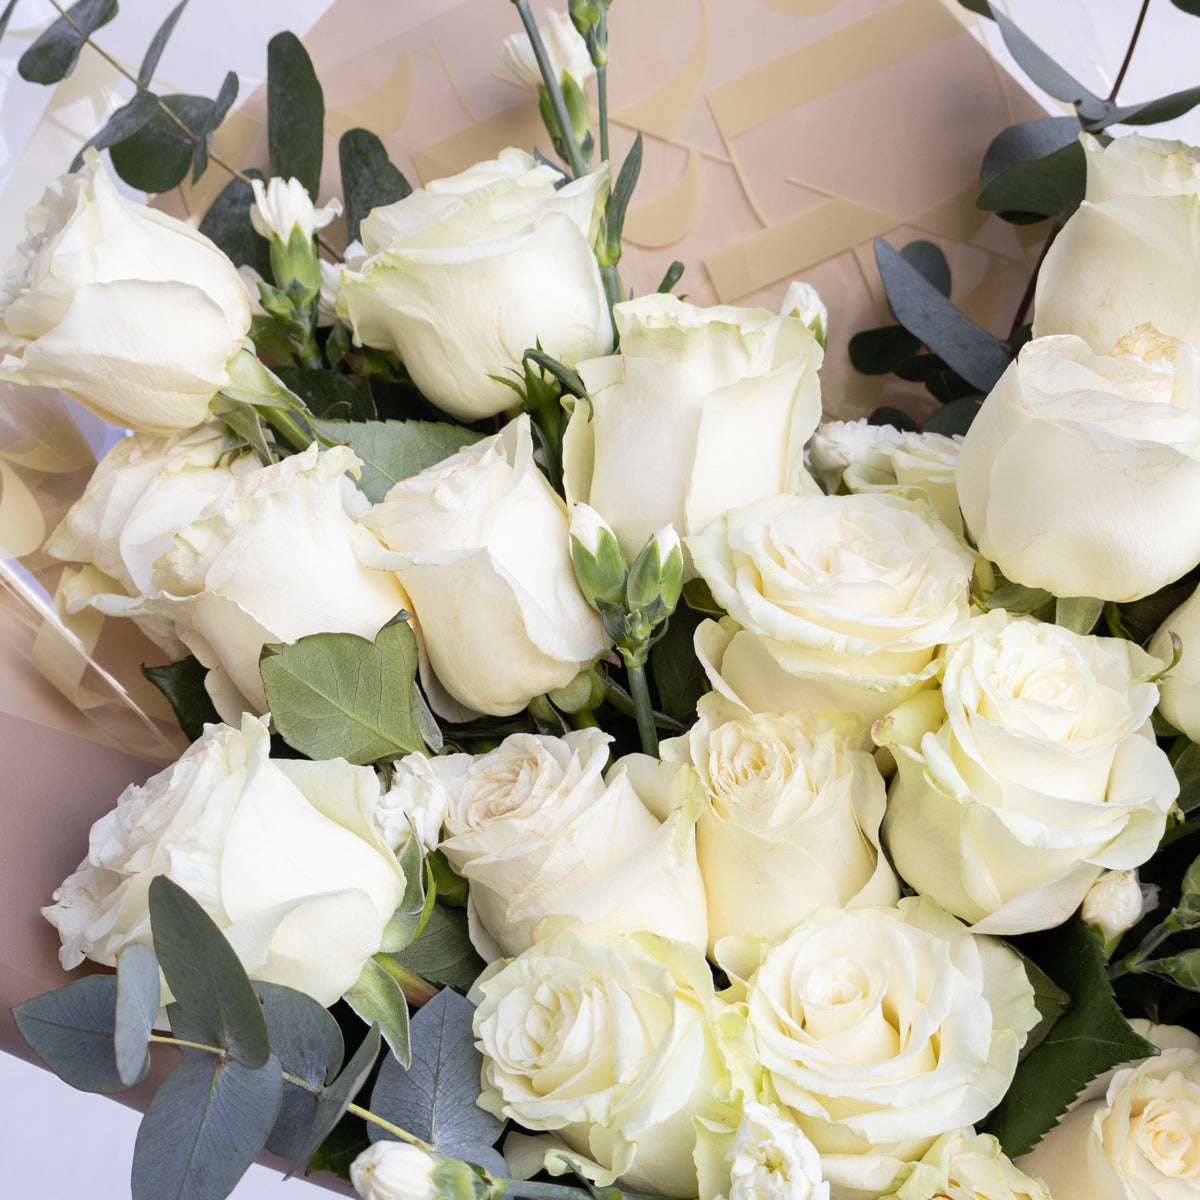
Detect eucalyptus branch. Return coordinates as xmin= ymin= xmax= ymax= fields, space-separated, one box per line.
xmin=1107 ymin=0 xmax=1151 ymax=105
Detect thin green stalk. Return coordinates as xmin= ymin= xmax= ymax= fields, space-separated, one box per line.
xmin=626 ymin=660 xmax=658 ymax=756
xmin=260 ymin=406 xmax=316 ymax=451
xmin=596 ymin=11 xmax=610 ymax=165
xmin=508 ymin=1184 xmax=668 ymax=1200
xmin=600 ymin=263 xmax=623 ymax=341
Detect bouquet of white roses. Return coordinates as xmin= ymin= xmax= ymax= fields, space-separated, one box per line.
xmin=7 ymin=3 xmax=1200 ymax=1200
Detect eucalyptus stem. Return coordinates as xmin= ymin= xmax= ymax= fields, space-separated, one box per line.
xmin=625 ymin=659 xmax=658 ymax=756
xmin=1107 ymin=0 xmax=1151 ymax=104
xmin=343 ymin=1100 xmax=435 ymax=1151
xmin=149 ymin=1033 xmax=222 ymax=1055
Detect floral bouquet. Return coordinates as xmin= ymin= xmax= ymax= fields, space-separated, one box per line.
xmin=6 ymin=2 xmax=1200 ymax=1200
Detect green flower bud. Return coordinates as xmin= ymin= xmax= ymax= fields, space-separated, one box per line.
xmin=626 ymin=525 xmax=683 ymax=619
xmin=570 ymin=503 xmax=628 ymax=610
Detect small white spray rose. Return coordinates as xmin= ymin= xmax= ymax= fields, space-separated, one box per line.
xmin=1082 ymin=869 xmax=1157 ymax=946
xmin=719 ymin=1103 xmax=830 ymax=1200
xmin=499 ymin=8 xmax=595 ymax=89
xmin=249 ymin=176 xmax=342 ymax=242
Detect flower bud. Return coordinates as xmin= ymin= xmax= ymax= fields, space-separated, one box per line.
xmin=1083 ymin=869 xmax=1156 ymax=951
xmin=250 ymin=177 xmax=341 ymax=296
xmin=350 ymin=1144 xmax=497 ymax=1200
xmin=499 ymin=8 xmax=595 ymax=91
xmin=626 ymin=525 xmax=684 ymax=617
xmin=780 ymin=280 xmax=828 ymax=349
xmin=569 ymin=502 xmax=628 ymax=610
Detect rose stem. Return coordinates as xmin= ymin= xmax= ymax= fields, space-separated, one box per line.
xmin=626 ymin=661 xmax=659 ymax=756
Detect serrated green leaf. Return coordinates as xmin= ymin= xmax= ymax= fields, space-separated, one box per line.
xmin=189 ymin=70 xmax=238 ymax=182
xmin=19 ymin=0 xmax=117 ymax=84
xmin=13 ymin=975 xmax=125 ymax=1093
xmin=977 ymin=141 xmax=1086 ymax=222
xmin=981 ymin=116 xmax=1081 ymax=187
xmin=307 ymin=417 xmax=481 ymax=503
xmin=137 ymin=0 xmax=188 ymax=89
xmin=339 ymin=128 xmax=411 ymax=244
xmin=108 ymin=94 xmax=213 ymax=193
xmin=275 ymin=367 xmax=373 ymax=423
xmin=369 ymin=989 xmax=502 ymax=1161
xmin=142 ymin=656 xmax=220 ymax=743
xmin=114 ymin=943 xmax=159 ymax=1086
xmin=268 ymin=32 xmax=324 ymax=198
xmin=649 ymin=607 xmax=705 ymax=725
xmin=848 ymin=325 xmax=922 ymax=375
xmin=986 ymin=2 xmax=1102 ymax=108
xmin=199 ymin=171 xmax=272 ymax=278
xmin=344 ymin=958 xmax=412 ymax=1066
xmin=148 ymin=876 xmax=271 ymax=1068
xmin=900 ymin=239 xmax=951 ymax=296
xmin=391 ymin=904 xmax=485 ymax=993
xmin=70 ymin=90 xmax=159 ymax=172
xmin=261 ymin=621 xmax=424 ymax=763
xmin=874 ymin=238 xmax=1011 ymax=393
xmin=1016 ymin=953 xmax=1071 ymax=1064
xmin=922 ymin=395 xmax=982 ymax=436
xmin=131 ymin=1052 xmax=282 ymax=1200
xmin=982 ymin=918 xmax=1157 ymax=1158
xmin=983 ymin=581 xmax=1053 ymax=614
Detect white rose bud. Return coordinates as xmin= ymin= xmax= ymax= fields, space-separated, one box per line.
xmin=499 ymin=8 xmax=596 ymax=90
xmin=1082 ymin=869 xmax=1157 ymax=948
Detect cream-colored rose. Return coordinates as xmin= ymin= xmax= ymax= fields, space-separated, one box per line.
xmin=44 ymin=423 xmax=257 ymax=656
xmin=565 ymin=293 xmax=823 ymax=565
xmin=659 ymin=693 xmax=897 ymax=953
xmin=1149 ymin=581 xmax=1200 ymax=741
xmin=120 ymin=442 xmax=407 ymax=720
xmin=1082 ymin=869 xmax=1158 ymax=947
xmin=689 ymin=491 xmax=974 ymax=724
xmin=1034 ymin=133 xmax=1200 ymax=353
xmin=733 ymin=898 xmax=1039 ymax=1199
xmin=883 ymin=1130 xmax=1051 ymax=1200
xmin=886 ymin=610 xmax=1178 ymax=935
xmin=718 ymin=1103 xmax=831 ymax=1200
xmin=1018 ymin=1026 xmax=1200 ymax=1200
xmin=338 ymin=149 xmax=611 ymax=421
xmin=357 ymin=415 xmax=609 ymax=720
xmin=499 ymin=8 xmax=595 ymax=89
xmin=956 ymin=327 xmax=1200 ymax=602
xmin=0 ymin=152 xmax=251 ymax=435
xmin=42 ymin=713 xmax=407 ymax=1007
xmin=385 ymin=728 xmax=706 ymax=960
xmin=473 ymin=930 xmax=740 ymax=1197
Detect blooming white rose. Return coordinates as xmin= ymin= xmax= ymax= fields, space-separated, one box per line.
xmin=659 ymin=693 xmax=897 ymax=953
xmin=1034 ymin=134 xmax=1200 ymax=353
xmin=499 ymin=8 xmax=595 ymax=89
xmin=350 ymin=1143 xmax=438 ymax=1200
xmin=43 ymin=713 xmax=407 ymax=1007
xmin=473 ymin=930 xmax=741 ymax=1197
xmin=886 ymin=610 xmax=1178 ymax=934
xmin=1018 ymin=1025 xmax=1200 ymax=1200
xmin=733 ymin=898 xmax=1039 ymax=1199
xmin=689 ymin=491 xmax=974 ymax=724
xmin=564 ymin=293 xmax=823 ymax=565
xmin=0 ymin=151 xmax=252 ymax=435
xmin=718 ymin=1103 xmax=830 ymax=1200
xmin=1149 ymin=582 xmax=1200 ymax=741
xmin=385 ymin=729 xmax=706 ymax=959
xmin=956 ymin=327 xmax=1200 ymax=602
xmin=110 ymin=442 xmax=408 ymax=720
xmin=338 ymin=149 xmax=611 ymax=421
xmin=356 ymin=415 xmax=609 ymax=720
xmin=249 ymin=176 xmax=342 ymax=242
xmin=882 ymin=1130 xmax=1051 ymax=1200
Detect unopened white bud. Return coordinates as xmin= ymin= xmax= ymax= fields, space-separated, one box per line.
xmin=499 ymin=8 xmax=595 ymax=91
xmin=1082 ymin=869 xmax=1156 ymax=945
xmin=350 ymin=1142 xmax=437 ymax=1200
xmin=250 ymin=176 xmax=342 ymax=243
xmin=780 ymin=280 xmax=828 ymax=346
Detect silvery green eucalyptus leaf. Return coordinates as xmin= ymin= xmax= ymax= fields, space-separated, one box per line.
xmin=18 ymin=0 xmax=118 ymax=84
xmin=344 ymin=957 xmax=413 ymax=1067
xmin=137 ymin=0 xmax=188 ymax=88
xmin=114 ymin=943 xmax=159 ymax=1086
xmin=13 ymin=975 xmax=125 ymax=1093
xmin=340 ymin=128 xmax=412 ymax=244
xmin=268 ymin=32 xmax=324 ymax=198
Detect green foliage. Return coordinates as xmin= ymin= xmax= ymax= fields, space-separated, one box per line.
xmin=977 ymin=141 xmax=1085 ymax=223
xmin=603 ymin=131 xmax=642 ymax=258
xmin=199 ymin=171 xmax=272 ymax=278
xmin=344 ymin=959 xmax=412 ymax=1066
xmin=981 ymin=117 xmax=1080 ymax=186
xmin=656 ymin=260 xmax=685 ymax=294
xmin=142 ymin=656 xmax=220 ymax=743
xmin=649 ymin=606 xmax=706 ymax=726
xmin=19 ymin=0 xmax=118 ymax=84
xmin=1171 ymin=741 xmax=1200 ymax=816
xmin=392 ymin=904 xmax=486 ymax=993
xmin=899 ymin=239 xmax=951 ymax=296
xmin=1055 ymin=595 xmax=1104 ymax=636
xmin=114 ymin=943 xmax=159 ymax=1086
xmin=921 ymin=395 xmax=982 ymax=435
xmin=108 ymin=93 xmax=216 ymax=193
xmin=523 ymin=348 xmax=588 ymax=400
xmin=188 ymin=70 xmax=239 ymax=182
xmin=986 ymin=2 xmax=1102 ymax=113
xmin=260 ymin=620 xmax=427 ymax=763
xmin=1016 ymin=954 xmax=1071 ymax=1064
xmin=339 ymin=128 xmax=412 ymax=244
xmin=277 ymin=367 xmax=374 ymax=422
xmin=849 ymin=325 xmax=922 ymax=375
xmin=268 ymin=32 xmax=324 ymax=198
xmin=983 ymin=581 xmax=1053 ymax=614
xmin=381 ymin=838 xmax=436 ymax=953
xmin=1107 ymin=84 xmax=1200 ymax=127
xmin=1170 ymin=0 xmax=1200 ymax=15
xmin=137 ymin=0 xmax=188 ymax=88
xmin=70 ymin=90 xmax=158 ymax=172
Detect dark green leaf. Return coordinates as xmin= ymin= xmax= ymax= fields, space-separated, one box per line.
xmin=983 ymin=919 xmax=1157 ymax=1158
xmin=148 ymin=876 xmax=271 ymax=1068
xmin=131 ymin=1052 xmax=282 ymax=1200
xmin=1170 ymin=0 xmax=1200 ymax=14
xmin=981 ymin=117 xmax=1082 ymax=186
xmin=1016 ymin=954 xmax=1071 ymax=1064
xmin=1142 ymin=948 xmax=1200 ymax=990
xmin=189 ymin=70 xmax=239 ymax=183
xmin=391 ymin=904 xmax=485 ymax=992
xmin=900 ymin=240 xmax=951 ymax=296
xmin=13 ymin=975 xmax=125 ymax=1093
xmin=70 ymin=90 xmax=159 ymax=172
xmin=868 ymin=406 xmax=921 ymax=433
xmin=343 ymin=958 xmax=412 ymax=1066
xmin=339 ymin=128 xmax=412 ymax=244
xmin=649 ymin=606 xmax=705 ymax=725
xmin=19 ymin=0 xmax=117 ymax=84
xmin=957 ymin=0 xmax=992 ymax=14
xmin=308 ymin=1118 xmax=370 ymax=1182
xmin=306 ymin=418 xmax=481 ymax=503
xmin=261 ymin=620 xmax=424 ymax=764
xmin=1105 ymin=84 xmax=1200 ymax=127
xmin=268 ymin=32 xmax=324 ymax=198
xmin=137 ymin=0 xmax=188 ymax=89
xmin=873 ymin=238 xmax=1012 ymax=393
xmin=0 ymin=0 xmax=19 ymax=42
xmin=369 ymin=988 xmax=502 ymax=1161
xmin=142 ymin=656 xmax=220 ymax=743
xmin=922 ymin=395 xmax=982 ymax=436
xmin=1172 ymin=741 xmax=1200 ymax=816
xmin=114 ymin=943 xmax=159 ymax=1086
xmin=199 ymin=171 xmax=271 ymax=278
xmin=523 ymin=348 xmax=587 ymax=399
xmin=656 ymin=261 xmax=684 ymax=294
xmin=986 ymin=3 xmax=1102 ymax=108
xmin=977 ymin=141 xmax=1086 ymax=222
xmin=848 ymin=325 xmax=922 ymax=375
xmin=605 ymin=131 xmax=642 ymax=249
xmin=276 ymin=367 xmax=373 ymax=422
xmin=108 ymin=94 xmax=213 ymax=193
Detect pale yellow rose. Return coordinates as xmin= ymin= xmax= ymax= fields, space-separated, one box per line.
xmin=883 ymin=1130 xmax=1051 ymax=1200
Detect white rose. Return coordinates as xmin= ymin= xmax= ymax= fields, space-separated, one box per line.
xmin=1149 ymin=581 xmax=1200 ymax=740
xmin=499 ymin=8 xmax=595 ymax=89
xmin=249 ymin=176 xmax=342 ymax=242
xmin=1034 ymin=133 xmax=1200 ymax=353
xmin=356 ymin=415 xmax=609 ymax=720
xmin=0 ymin=151 xmax=251 ymax=435
xmin=1082 ymin=869 xmax=1158 ymax=947
xmin=883 ymin=1130 xmax=1051 ymax=1200
xmin=42 ymin=713 xmax=407 ymax=1007
xmin=123 ymin=442 xmax=407 ymax=720
xmin=564 ymin=293 xmax=823 ymax=565
xmin=689 ymin=492 xmax=974 ymax=724
xmin=338 ymin=149 xmax=612 ymax=421
xmin=473 ymin=930 xmax=740 ymax=1197
xmin=659 ymin=694 xmax=897 ymax=953
xmin=886 ymin=610 xmax=1178 ymax=935
xmin=386 ymin=728 xmax=706 ymax=960
xmin=350 ymin=1143 xmax=438 ymax=1200
xmin=735 ymin=898 xmax=1039 ymax=1199
xmin=719 ymin=1103 xmax=830 ymax=1200
xmin=1018 ymin=1027 xmax=1200 ymax=1200
xmin=956 ymin=327 xmax=1200 ymax=602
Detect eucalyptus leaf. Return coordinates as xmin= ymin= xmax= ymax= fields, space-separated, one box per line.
xmin=114 ymin=943 xmax=159 ymax=1086
xmin=977 ymin=141 xmax=1086 ymax=222
xmin=261 ymin=620 xmax=425 ymax=764
xmin=70 ymin=91 xmax=159 ymax=172
xmin=268 ymin=32 xmax=324 ymax=198
xmin=142 ymin=656 xmax=220 ymax=743
xmin=189 ymin=70 xmax=238 ymax=182
xmin=199 ymin=171 xmax=272 ymax=278
xmin=344 ymin=957 xmax=412 ymax=1066
xmin=13 ymin=975 xmax=125 ymax=1093
xmin=18 ymin=0 xmax=117 ymax=84
xmin=980 ymin=117 xmax=1082 ymax=186
xmin=899 ymin=240 xmax=951 ymax=296
xmin=921 ymin=395 xmax=982 ymax=436
xmin=339 ymin=128 xmax=412 ymax=244
xmin=982 ymin=918 xmax=1157 ymax=1158
xmin=391 ymin=904 xmax=485 ymax=993
xmin=131 ymin=1052 xmax=282 ymax=1200
xmin=108 ymin=94 xmax=213 ymax=193
xmin=1170 ymin=0 xmax=1200 ymax=15
xmin=873 ymin=238 xmax=1011 ymax=393
xmin=986 ymin=2 xmax=1102 ymax=108
xmin=368 ymin=988 xmax=503 ymax=1160
xmin=276 ymin=367 xmax=373 ymax=422
xmin=137 ymin=0 xmax=188 ymax=88
xmin=148 ymin=876 xmax=271 ymax=1068
xmin=307 ymin=417 xmax=481 ymax=503
xmin=1104 ymin=84 xmax=1200 ymax=127
xmin=957 ymin=0 xmax=992 ymax=14
xmin=848 ymin=325 xmax=921 ymax=375
xmin=868 ymin=406 xmax=921 ymax=433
